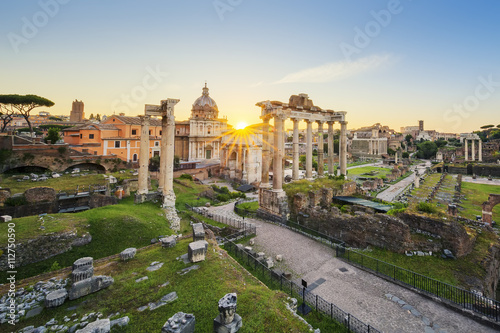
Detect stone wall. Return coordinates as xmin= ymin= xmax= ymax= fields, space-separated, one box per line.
xmin=0 ymin=230 xmax=92 ymax=271
xmin=25 ymin=187 xmax=57 ymax=203
xmin=295 ymin=206 xmax=474 ymax=257
xmin=482 ymin=244 xmax=500 ymax=299
xmin=473 ymin=164 xmax=500 ymax=177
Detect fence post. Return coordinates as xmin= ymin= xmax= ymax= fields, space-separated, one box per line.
xmin=331 ymin=303 xmax=333 ymax=319
xmin=316 ymin=294 xmax=318 ymax=311
xmin=347 ymin=313 xmax=350 ymax=332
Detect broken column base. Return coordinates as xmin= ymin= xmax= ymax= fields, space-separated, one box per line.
xmin=256 ymin=188 xmax=289 ymax=223
xmin=213 ymin=314 xmax=242 ymax=333
xmin=163 ymin=193 xmax=181 ymax=232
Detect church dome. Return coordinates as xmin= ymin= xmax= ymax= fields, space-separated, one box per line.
xmin=193 ymin=83 xmax=218 ymax=111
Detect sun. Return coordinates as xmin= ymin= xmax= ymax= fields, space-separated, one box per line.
xmin=235 ymin=122 xmax=248 ymax=130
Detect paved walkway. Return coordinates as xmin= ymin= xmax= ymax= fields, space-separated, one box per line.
xmin=376 ymin=161 xmax=431 ymax=202
xmin=208 ymin=202 xmax=497 ymax=333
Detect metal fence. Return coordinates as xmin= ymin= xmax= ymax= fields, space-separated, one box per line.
xmin=336 ymin=246 xmax=500 ymax=322
xmin=224 ymin=241 xmax=381 ymax=333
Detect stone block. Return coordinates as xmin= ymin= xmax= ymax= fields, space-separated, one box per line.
xmin=188 ymin=241 xmax=208 ymax=263
xmin=69 ymin=276 xmax=114 ymax=300
xmin=264 ymin=258 xmax=274 ymax=269
xmin=72 ymin=266 xmax=94 ymax=283
xmin=214 ymin=293 xmax=242 ymax=333
xmin=75 ymin=318 xmax=110 ymax=333
xmin=149 ymin=291 xmax=178 ymax=311
xmin=275 ymin=254 xmax=283 ymax=262
xmin=256 ymin=252 xmax=265 ymax=260
xmin=192 ymin=223 xmax=205 ymax=241
xmin=161 ymin=236 xmax=177 ymax=248
xmin=248 ymin=238 xmax=255 ymax=246
xmin=119 ymin=248 xmax=136 ymax=260
xmin=73 ymin=257 xmax=93 ymax=271
xmin=45 ymin=289 xmax=67 ymax=308
xmin=244 ymin=246 xmax=252 ymax=252
xmin=24 ymin=187 xmax=56 ymax=203
xmin=0 ymin=215 xmax=12 ymax=222
xmin=162 ymin=312 xmax=195 ymax=333
xmin=110 ymin=316 xmax=129 ymax=329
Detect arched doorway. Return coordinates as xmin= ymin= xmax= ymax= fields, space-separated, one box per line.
xmin=482 ymin=194 xmax=500 ymax=225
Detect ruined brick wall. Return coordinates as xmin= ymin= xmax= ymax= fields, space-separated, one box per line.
xmin=341 ymin=181 xmax=357 ymax=196
xmin=0 ymin=230 xmax=91 ymax=270
xmin=24 ymin=187 xmax=57 ymax=203
xmin=0 ymin=189 xmax=11 ymax=205
xmin=398 ymin=213 xmax=475 ymax=257
xmin=89 ymin=194 xmax=118 ymax=209
xmin=308 ymin=190 xmax=321 ymax=207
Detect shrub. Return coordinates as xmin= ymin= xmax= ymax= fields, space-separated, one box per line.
xmin=216 ymin=193 xmax=231 ymax=202
xmin=57 ymin=146 xmax=67 ymax=155
xmin=48 ymin=261 xmax=61 ymax=272
xmin=179 ymin=174 xmax=193 ymax=181
xmin=417 ymin=202 xmax=437 ymax=214
xmin=387 ymin=208 xmax=406 ymax=216
xmin=5 ymin=195 xmax=27 ymax=207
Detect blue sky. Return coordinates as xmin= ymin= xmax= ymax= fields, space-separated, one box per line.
xmin=1 ymin=0 xmax=499 ymax=132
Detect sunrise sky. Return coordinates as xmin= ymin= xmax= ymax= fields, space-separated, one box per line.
xmin=1 ymin=0 xmax=499 ymax=132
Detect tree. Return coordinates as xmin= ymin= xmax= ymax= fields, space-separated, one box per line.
xmin=387 ymin=148 xmax=396 ymax=156
xmin=44 ymin=127 xmax=61 ymax=144
xmin=0 ymin=108 xmax=15 ymax=132
xmin=89 ymin=113 xmax=94 ymax=120
xmin=435 ymin=139 xmax=447 ymax=148
xmin=481 ymin=124 xmax=495 ymax=129
xmin=402 ymin=152 xmax=410 ymax=158
xmin=416 ymin=141 xmax=438 ymax=159
xmin=497 ymin=124 xmax=500 ymax=128
xmin=0 ymin=95 xmax=54 ymax=138
xmin=149 ymin=155 xmax=160 ymax=171
xmin=174 ymin=155 xmax=180 ymax=169
xmin=96 ymin=114 xmax=101 ymax=121
xmin=405 ymin=134 xmax=413 ymax=146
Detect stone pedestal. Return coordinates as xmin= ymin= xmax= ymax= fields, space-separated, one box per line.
xmin=161 ymin=236 xmax=176 ymax=248
xmin=45 ymin=289 xmax=67 ymax=308
xmin=192 ymin=223 xmax=205 ymax=241
xmin=120 ymin=248 xmax=137 ymax=260
xmin=188 ymin=240 xmax=208 ymax=263
xmin=214 ymin=293 xmax=242 ymax=333
xmin=69 ymin=276 xmax=114 ymax=300
xmin=257 ymin=188 xmax=289 ymax=222
xmin=75 ymin=319 xmax=110 ymax=333
xmin=0 ymin=215 xmax=12 ymax=222
xmin=162 ymin=312 xmax=195 ymax=333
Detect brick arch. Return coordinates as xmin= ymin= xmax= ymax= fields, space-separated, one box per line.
xmin=482 ymin=194 xmax=500 ymax=225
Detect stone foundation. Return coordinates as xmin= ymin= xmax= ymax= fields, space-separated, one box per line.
xmin=257 ymin=188 xmax=289 ymax=222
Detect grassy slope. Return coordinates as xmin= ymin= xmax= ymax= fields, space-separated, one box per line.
xmin=346 ymin=166 xmax=393 ymax=179
xmin=0 ymin=197 xmax=173 ymax=281
xmin=460 ymin=182 xmax=500 ymax=220
xmin=3 ymin=240 xmax=310 ymax=333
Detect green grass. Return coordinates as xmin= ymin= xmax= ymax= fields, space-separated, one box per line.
xmin=460 ymin=182 xmax=500 ymax=220
xmin=236 ymin=201 xmax=259 ymax=211
xmin=0 ymin=196 xmax=173 ymax=281
xmin=4 ymin=240 xmax=311 ymax=333
xmin=284 ymin=178 xmax=345 ymax=199
xmin=173 ymin=179 xmax=214 ymax=210
xmin=346 ymin=166 xmax=393 ymax=179
xmin=1 ymin=170 xmax=139 ymax=195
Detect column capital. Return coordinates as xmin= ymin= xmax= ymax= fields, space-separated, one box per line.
xmin=316 ymin=120 xmax=325 ymax=125
xmin=340 ymin=121 xmax=348 ymax=126
xmin=327 ymin=120 xmax=336 ymax=126
xmin=304 ymin=119 xmax=313 ymax=124
xmin=274 ymin=111 xmax=288 ymax=122
xmin=260 ymin=115 xmax=272 ymax=123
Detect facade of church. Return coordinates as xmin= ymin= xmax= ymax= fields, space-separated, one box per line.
xmin=188 ymin=84 xmax=228 ymax=161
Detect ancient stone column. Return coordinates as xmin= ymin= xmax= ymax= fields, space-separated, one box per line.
xmin=479 ymin=140 xmax=483 ymax=162
xmin=292 ymin=118 xmax=300 ymax=181
xmin=260 ymin=117 xmax=271 ymax=188
xmin=305 ymin=120 xmax=313 ymax=180
xmin=464 ymin=139 xmax=468 ymax=161
xmin=158 ymin=114 xmax=168 ymax=192
xmin=164 ymin=113 xmax=176 ymax=199
xmin=273 ymin=113 xmax=286 ymax=191
xmin=471 ymin=139 xmax=476 ymax=161
xmin=317 ymin=121 xmax=324 ymax=176
xmin=340 ymin=121 xmax=348 ymax=176
xmin=328 ymin=121 xmax=334 ymax=175
xmin=137 ymin=115 xmax=150 ymax=196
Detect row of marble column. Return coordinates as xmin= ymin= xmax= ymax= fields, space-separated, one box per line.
xmin=464 ymin=139 xmax=482 ymax=162
xmin=261 ymin=115 xmax=347 ymax=192
xmin=137 ymin=114 xmax=176 ymax=199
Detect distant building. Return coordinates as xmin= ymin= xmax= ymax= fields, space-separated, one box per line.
xmin=349 ymin=123 xmax=392 ymax=158
xmin=70 ymin=100 xmax=85 ymax=122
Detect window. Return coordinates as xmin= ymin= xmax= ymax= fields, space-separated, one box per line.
xmin=115 ymin=141 xmax=120 ymax=148
xmin=132 ymin=154 xmax=138 ymax=162
xmin=89 ymin=134 xmax=94 ymax=139
xmin=159 ymin=130 xmax=162 ymax=135
xmin=149 ymin=130 xmax=152 ymax=135
xmin=155 ymin=141 xmax=159 ymax=147
xmin=80 ymin=134 xmax=82 ymax=139
xmin=132 ymin=129 xmax=137 ymax=135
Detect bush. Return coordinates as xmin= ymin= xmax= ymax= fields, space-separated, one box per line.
xmin=179 ymin=174 xmax=193 ymax=181
xmin=48 ymin=261 xmax=61 ymax=272
xmin=417 ymin=202 xmax=437 ymax=214
xmin=387 ymin=208 xmax=406 ymax=216
xmin=57 ymin=146 xmax=67 ymax=155
xmin=5 ymin=195 xmax=28 ymax=207
xmin=216 ymin=193 xmax=231 ymax=202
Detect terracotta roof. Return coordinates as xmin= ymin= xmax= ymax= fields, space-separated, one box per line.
xmin=63 ymin=123 xmax=119 ymax=131
xmin=107 ymin=115 xmax=162 ymax=127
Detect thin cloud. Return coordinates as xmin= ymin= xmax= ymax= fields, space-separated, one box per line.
xmin=274 ymin=54 xmax=393 ymax=84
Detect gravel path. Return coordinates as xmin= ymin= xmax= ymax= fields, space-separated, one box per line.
xmin=208 ymin=202 xmax=498 ymax=333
